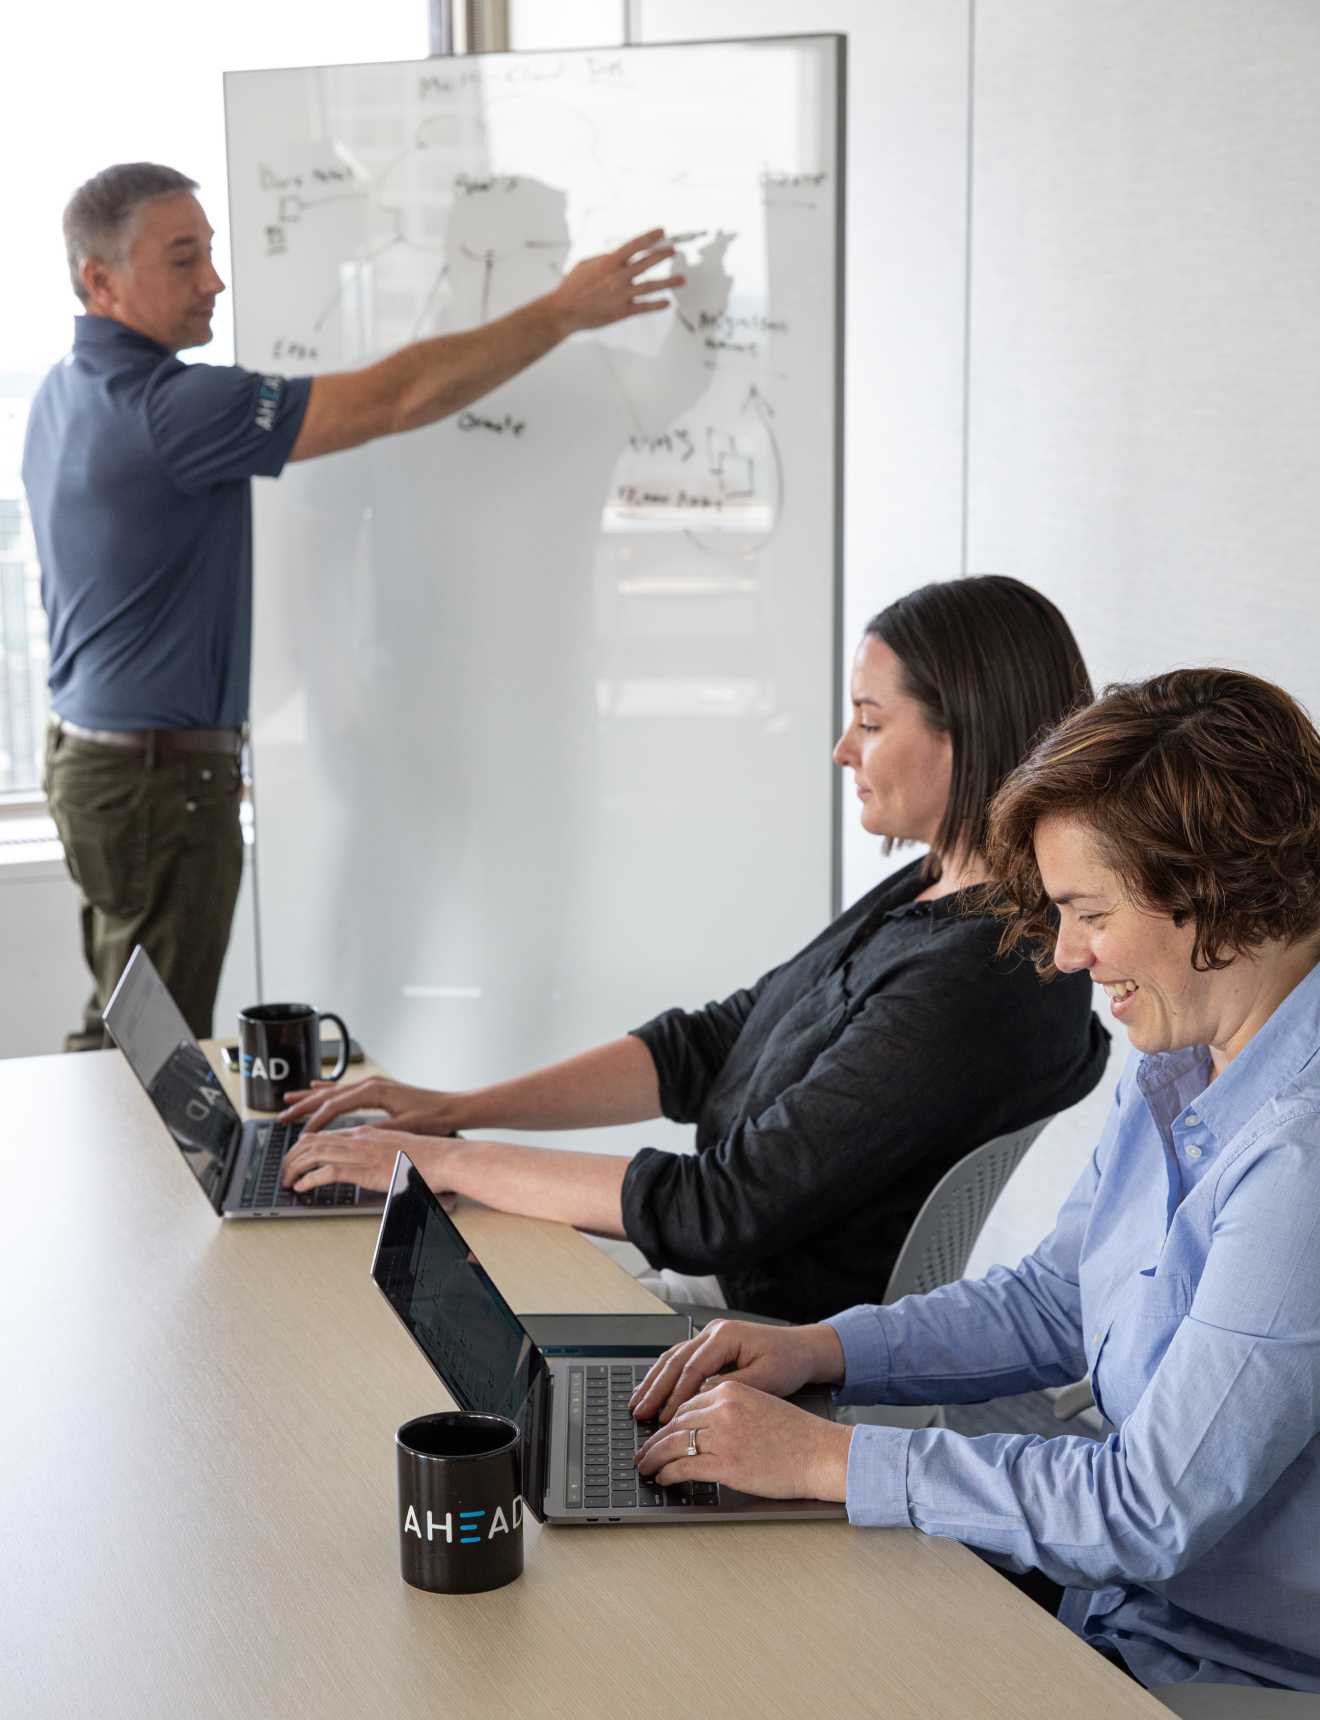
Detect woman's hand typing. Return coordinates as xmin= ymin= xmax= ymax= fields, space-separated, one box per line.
xmin=629 ymin=1318 xmax=845 ymax=1423
xmin=279 ymin=1075 xmax=462 ymax=1138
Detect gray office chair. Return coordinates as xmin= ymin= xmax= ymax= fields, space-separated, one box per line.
xmin=835 ymin=1115 xmax=1053 ymax=1431
xmin=686 ymin=1119 xmax=1053 ymax=1431
xmin=881 ymin=1116 xmax=1053 ymax=1304
xmin=1150 ymin=1687 xmax=1320 ymax=1717
xmin=685 ymin=1115 xmax=1055 ymax=1343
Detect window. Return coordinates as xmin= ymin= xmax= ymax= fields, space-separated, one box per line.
xmin=0 ymin=2 xmax=428 ymax=795
xmin=0 ymin=471 xmax=47 ymax=793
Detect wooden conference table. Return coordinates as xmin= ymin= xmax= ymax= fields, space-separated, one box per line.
xmin=0 ymin=1047 xmax=1165 ymax=1720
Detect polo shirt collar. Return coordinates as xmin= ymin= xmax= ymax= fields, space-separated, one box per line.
xmin=73 ymin=314 xmax=171 ymax=361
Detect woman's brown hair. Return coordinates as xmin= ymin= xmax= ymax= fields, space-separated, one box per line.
xmin=985 ymin=667 xmax=1320 ymax=975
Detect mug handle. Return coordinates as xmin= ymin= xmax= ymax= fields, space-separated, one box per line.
xmin=318 ymin=1012 xmax=352 ymax=1081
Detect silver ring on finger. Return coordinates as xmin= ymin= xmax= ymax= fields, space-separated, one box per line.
xmin=686 ymin=1426 xmax=704 ymax=1459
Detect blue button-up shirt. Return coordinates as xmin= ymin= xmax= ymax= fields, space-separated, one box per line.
xmin=827 ymin=959 xmax=1320 ymax=1691
xmin=21 ymin=316 xmax=310 ymax=730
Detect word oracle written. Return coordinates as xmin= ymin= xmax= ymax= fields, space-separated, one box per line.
xmin=403 ymin=1499 xmax=524 ymax=1544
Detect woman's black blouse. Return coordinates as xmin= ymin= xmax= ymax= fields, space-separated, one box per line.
xmin=621 ymin=858 xmax=1110 ymax=1322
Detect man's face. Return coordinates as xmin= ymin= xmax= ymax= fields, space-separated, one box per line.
xmin=82 ymin=192 xmax=225 ymax=353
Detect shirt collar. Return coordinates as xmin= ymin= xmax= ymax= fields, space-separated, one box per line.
xmin=866 ymin=857 xmax=989 ymax=924
xmin=862 ymin=857 xmax=925 ymax=916
xmin=1136 ymin=954 xmax=1320 ymax=1146
xmin=72 ymin=314 xmax=171 ymax=362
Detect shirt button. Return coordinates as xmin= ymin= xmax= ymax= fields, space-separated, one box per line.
xmin=185 ymin=799 xmax=198 ymax=814
xmin=1186 ymin=1144 xmax=1202 ymax=1160
xmin=1091 ymin=1331 xmax=1101 ymax=1344
xmin=201 ymin=768 xmax=213 ymax=782
xmin=1184 ymin=1112 xmax=1200 ymax=1126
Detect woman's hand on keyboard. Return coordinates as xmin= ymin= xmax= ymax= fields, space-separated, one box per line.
xmin=634 ymin=1378 xmax=854 ymax=1503
xmin=279 ymin=1076 xmax=460 ymax=1138
xmin=629 ymin=1320 xmax=846 ymax=1426
xmin=280 ymin=1125 xmax=455 ymax=1202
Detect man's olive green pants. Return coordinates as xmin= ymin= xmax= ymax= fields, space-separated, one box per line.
xmin=45 ymin=727 xmax=244 ymax=1049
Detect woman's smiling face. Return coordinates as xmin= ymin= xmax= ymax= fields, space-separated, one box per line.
xmin=1035 ymin=814 xmax=1236 ymax=1058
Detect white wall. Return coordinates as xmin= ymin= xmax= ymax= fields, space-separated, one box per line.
xmin=968 ymin=0 xmax=1320 ymax=697
xmin=963 ymin=0 xmax=1320 ymax=1266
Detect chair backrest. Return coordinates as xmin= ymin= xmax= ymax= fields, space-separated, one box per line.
xmin=881 ymin=1117 xmax=1054 ymax=1303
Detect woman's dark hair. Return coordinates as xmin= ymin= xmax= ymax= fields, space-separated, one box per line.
xmin=985 ymin=667 xmax=1320 ymax=975
xmin=867 ymin=575 xmax=1091 ymax=872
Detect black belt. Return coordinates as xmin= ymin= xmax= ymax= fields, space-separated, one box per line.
xmin=51 ymin=717 xmax=244 ymax=755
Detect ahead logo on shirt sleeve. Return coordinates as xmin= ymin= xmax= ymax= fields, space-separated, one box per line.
xmin=255 ymin=376 xmax=283 ymax=432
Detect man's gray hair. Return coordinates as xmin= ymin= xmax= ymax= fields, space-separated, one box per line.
xmin=63 ymin=163 xmax=198 ymax=303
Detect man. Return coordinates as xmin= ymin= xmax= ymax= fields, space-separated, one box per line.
xmin=22 ymin=162 xmax=680 ymax=1048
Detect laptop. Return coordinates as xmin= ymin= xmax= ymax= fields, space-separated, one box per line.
xmin=370 ymin=1150 xmax=846 ymax=1525
xmin=104 ymin=945 xmax=384 ymax=1220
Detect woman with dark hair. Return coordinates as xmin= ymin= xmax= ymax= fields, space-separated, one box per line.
xmin=281 ymin=576 xmax=1109 ymax=1322
xmin=628 ymin=666 xmax=1320 ymax=1693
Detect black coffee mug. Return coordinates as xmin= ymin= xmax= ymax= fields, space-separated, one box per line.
xmin=237 ymin=1002 xmax=350 ymax=1112
xmin=396 ymin=1412 xmax=524 ymax=1595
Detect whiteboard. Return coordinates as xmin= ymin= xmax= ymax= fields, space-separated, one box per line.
xmin=225 ymin=38 xmax=843 ymax=1112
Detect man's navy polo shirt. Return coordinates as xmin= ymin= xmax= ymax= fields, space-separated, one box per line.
xmin=21 ymin=316 xmax=311 ymax=730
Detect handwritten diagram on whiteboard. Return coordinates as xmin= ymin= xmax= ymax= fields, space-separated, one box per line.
xmin=226 ymin=39 xmax=842 ymax=1109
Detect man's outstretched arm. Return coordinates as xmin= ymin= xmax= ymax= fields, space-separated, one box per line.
xmin=289 ymin=228 xmax=680 ymax=462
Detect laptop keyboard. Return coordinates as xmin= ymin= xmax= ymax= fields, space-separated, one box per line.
xmin=243 ymin=1121 xmax=363 ymax=1211
xmin=565 ymin=1364 xmax=721 ymax=1513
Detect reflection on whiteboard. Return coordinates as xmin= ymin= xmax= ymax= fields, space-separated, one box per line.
xmin=227 ymin=40 xmax=841 ymax=1107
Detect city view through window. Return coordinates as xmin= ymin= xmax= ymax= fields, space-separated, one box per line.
xmin=0 ymin=4 xmax=426 ymax=794
xmin=0 ymin=399 xmax=46 ymax=792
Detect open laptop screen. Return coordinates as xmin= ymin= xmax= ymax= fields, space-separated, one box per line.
xmin=371 ymin=1153 xmax=546 ymax=1440
xmin=103 ymin=946 xmax=241 ymax=1208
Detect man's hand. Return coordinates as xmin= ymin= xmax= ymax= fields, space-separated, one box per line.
xmin=546 ymin=229 xmax=685 ymax=333
xmin=629 ymin=1318 xmax=846 ymax=1424
xmin=292 ymin=226 xmax=684 ymax=459
xmin=635 ymin=1378 xmax=855 ymax=1502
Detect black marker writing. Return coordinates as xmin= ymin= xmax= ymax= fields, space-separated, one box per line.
xmin=628 ymin=428 xmax=695 ymax=462
xmin=458 ymin=412 xmax=527 ymax=437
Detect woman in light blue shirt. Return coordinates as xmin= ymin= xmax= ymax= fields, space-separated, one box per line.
xmin=632 ymin=665 xmax=1320 ymax=1693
